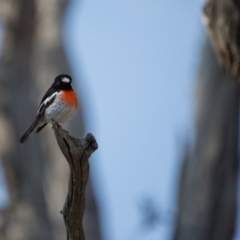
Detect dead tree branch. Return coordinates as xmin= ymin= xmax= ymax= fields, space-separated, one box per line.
xmin=52 ymin=122 xmax=98 ymax=240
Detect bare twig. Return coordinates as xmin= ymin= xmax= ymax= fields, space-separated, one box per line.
xmin=52 ymin=121 xmax=98 ymax=240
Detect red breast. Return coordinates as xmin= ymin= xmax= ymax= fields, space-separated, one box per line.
xmin=61 ymin=90 xmax=78 ymax=109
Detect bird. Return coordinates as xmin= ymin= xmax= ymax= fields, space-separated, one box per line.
xmin=20 ymin=74 xmax=78 ymax=144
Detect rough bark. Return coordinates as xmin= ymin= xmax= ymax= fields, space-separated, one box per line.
xmin=0 ymin=1 xmax=102 ymax=240
xmin=173 ymin=40 xmax=239 ymax=240
xmin=52 ymin=122 xmax=98 ymax=240
xmin=203 ymin=0 xmax=240 ymax=85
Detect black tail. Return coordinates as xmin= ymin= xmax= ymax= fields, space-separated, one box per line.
xmin=20 ymin=120 xmax=38 ymax=144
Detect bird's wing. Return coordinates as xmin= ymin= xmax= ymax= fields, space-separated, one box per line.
xmin=37 ymin=91 xmax=58 ymax=116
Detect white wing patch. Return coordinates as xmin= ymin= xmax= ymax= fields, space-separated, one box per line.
xmin=37 ymin=92 xmax=58 ymax=115
xmin=61 ymin=77 xmax=70 ymax=83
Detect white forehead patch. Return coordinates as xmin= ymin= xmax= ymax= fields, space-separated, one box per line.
xmin=61 ymin=77 xmax=70 ymax=83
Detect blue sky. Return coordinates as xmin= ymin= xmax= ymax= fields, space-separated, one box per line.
xmin=64 ymin=1 xmax=205 ymax=240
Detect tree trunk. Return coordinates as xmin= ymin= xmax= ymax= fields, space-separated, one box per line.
xmin=0 ymin=1 xmax=102 ymax=239
xmin=173 ymin=39 xmax=239 ymax=240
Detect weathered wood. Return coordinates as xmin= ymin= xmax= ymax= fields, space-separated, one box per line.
xmin=203 ymin=0 xmax=240 ymax=84
xmin=52 ymin=122 xmax=97 ymax=240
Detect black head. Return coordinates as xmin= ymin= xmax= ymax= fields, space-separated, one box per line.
xmin=53 ymin=74 xmax=73 ymax=90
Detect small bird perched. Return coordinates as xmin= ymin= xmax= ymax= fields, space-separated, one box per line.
xmin=20 ymin=74 xmax=78 ymax=144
